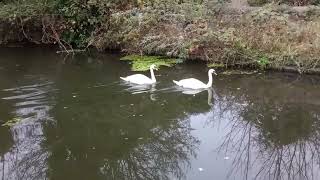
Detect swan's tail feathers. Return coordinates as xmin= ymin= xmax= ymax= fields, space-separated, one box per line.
xmin=173 ymin=80 xmax=180 ymax=86
xmin=120 ymin=77 xmax=127 ymax=81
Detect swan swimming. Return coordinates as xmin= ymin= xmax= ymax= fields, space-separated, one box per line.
xmin=173 ymin=69 xmax=217 ymax=89
xmin=120 ymin=64 xmax=158 ymax=85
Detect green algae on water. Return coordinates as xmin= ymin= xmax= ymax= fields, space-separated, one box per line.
xmin=2 ymin=117 xmax=22 ymax=127
xmin=120 ymin=55 xmax=182 ymax=71
xmin=207 ymin=63 xmax=225 ymax=68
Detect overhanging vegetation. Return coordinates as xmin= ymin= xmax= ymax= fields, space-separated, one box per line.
xmin=1 ymin=0 xmax=320 ymax=73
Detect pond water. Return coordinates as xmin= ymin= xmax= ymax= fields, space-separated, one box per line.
xmin=0 ymin=47 xmax=320 ymax=180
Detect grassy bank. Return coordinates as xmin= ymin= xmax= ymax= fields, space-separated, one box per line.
xmin=1 ymin=0 xmax=320 ymax=73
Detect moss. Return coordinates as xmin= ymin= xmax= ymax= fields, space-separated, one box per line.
xmin=207 ymin=63 xmax=225 ymax=68
xmin=256 ymin=56 xmax=270 ymax=69
xmin=120 ymin=55 xmax=182 ymax=71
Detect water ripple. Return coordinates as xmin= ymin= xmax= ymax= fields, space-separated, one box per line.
xmin=2 ymin=82 xmax=55 ymax=121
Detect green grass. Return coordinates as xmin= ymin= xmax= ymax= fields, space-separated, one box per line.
xmin=120 ymin=55 xmax=182 ymax=71
xmin=207 ymin=63 xmax=225 ymax=68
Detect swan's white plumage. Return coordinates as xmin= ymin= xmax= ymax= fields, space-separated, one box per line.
xmin=120 ymin=74 xmax=154 ymax=85
xmin=120 ymin=64 xmax=157 ymax=85
xmin=173 ymin=69 xmax=216 ymax=89
xmin=173 ymin=78 xmax=207 ymax=89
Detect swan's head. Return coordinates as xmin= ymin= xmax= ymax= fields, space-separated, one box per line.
xmin=150 ymin=64 xmax=158 ymax=70
xmin=209 ymin=69 xmax=217 ymax=75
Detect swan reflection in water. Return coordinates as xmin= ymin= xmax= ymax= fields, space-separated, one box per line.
xmin=206 ymin=87 xmax=320 ymax=180
xmin=121 ymin=82 xmax=157 ymax=101
xmin=178 ymin=88 xmax=215 ymax=106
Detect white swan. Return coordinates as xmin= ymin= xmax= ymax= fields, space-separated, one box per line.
xmin=120 ymin=64 xmax=158 ymax=85
xmin=173 ymin=69 xmax=217 ymax=89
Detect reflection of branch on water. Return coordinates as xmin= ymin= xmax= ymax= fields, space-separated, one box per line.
xmin=9 ymin=147 xmax=48 ymax=180
xmin=97 ymin=121 xmax=198 ymax=180
xmin=0 ymin=82 xmax=54 ymax=180
xmin=221 ymin=109 xmax=319 ymax=179
xmin=208 ymin=87 xmax=320 ymax=180
xmin=45 ymin=110 xmax=199 ymax=180
xmin=0 ymin=125 xmax=49 ymax=180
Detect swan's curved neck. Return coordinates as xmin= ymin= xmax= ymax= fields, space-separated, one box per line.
xmin=206 ymin=72 xmax=213 ymax=88
xmin=150 ymin=68 xmax=156 ymax=82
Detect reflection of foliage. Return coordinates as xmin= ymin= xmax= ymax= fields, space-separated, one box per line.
xmin=210 ymin=74 xmax=320 ymax=180
xmin=1 ymin=124 xmax=49 ymax=180
xmin=252 ymin=106 xmax=314 ymax=146
xmin=42 ymin=76 xmax=205 ymax=180
xmin=0 ymin=127 xmax=13 ymax=156
xmin=98 ymin=121 xmax=196 ymax=180
xmin=0 ymin=48 xmax=206 ymax=180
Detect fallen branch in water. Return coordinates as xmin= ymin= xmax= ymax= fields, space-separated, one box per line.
xmin=56 ymin=49 xmax=86 ymax=54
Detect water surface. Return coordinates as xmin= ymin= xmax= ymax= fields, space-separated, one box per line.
xmin=0 ymin=47 xmax=320 ymax=180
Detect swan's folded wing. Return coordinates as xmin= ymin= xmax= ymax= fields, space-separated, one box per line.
xmin=122 ymin=74 xmax=152 ymax=84
xmin=178 ymin=78 xmax=206 ymax=89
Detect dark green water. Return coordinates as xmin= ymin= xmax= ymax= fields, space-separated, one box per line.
xmin=0 ymin=47 xmax=320 ymax=180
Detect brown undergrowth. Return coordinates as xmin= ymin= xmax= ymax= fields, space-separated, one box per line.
xmin=92 ymin=3 xmax=320 ymax=73
xmin=1 ymin=0 xmax=320 ymax=73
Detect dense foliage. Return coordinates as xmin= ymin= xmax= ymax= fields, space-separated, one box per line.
xmin=1 ymin=0 xmax=320 ymax=73
xmin=1 ymin=0 xmax=319 ymax=48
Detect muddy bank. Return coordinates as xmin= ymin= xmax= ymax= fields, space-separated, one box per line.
xmin=0 ymin=16 xmax=66 ymax=47
xmin=91 ymin=4 xmax=320 ymax=74
xmin=1 ymin=2 xmax=320 ymax=74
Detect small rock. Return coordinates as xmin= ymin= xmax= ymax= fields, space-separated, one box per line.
xmin=138 ymin=137 xmax=143 ymax=140
xmin=224 ymin=156 xmax=230 ymax=160
xmin=198 ymin=168 xmax=204 ymax=171
xmin=124 ymin=138 xmax=129 ymax=140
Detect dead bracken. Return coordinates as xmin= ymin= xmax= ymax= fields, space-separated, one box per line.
xmin=1 ymin=0 xmax=320 ymax=74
